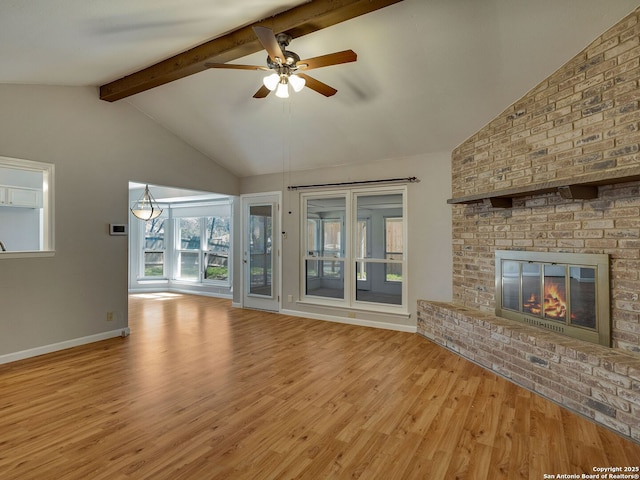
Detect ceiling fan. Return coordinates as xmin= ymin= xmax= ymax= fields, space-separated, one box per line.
xmin=205 ymin=26 xmax=357 ymax=99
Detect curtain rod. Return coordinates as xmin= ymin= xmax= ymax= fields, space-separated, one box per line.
xmin=287 ymin=176 xmax=419 ymax=191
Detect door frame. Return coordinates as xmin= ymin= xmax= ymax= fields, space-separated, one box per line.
xmin=240 ymin=191 xmax=281 ymax=312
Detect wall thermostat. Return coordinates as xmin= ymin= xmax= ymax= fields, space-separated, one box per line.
xmin=109 ymin=224 xmax=128 ymax=236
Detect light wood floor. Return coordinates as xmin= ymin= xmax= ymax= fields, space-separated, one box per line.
xmin=0 ymin=294 xmax=638 ymax=479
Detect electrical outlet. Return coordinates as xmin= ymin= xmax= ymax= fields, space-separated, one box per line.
xmin=347 ymin=312 xmax=356 ymax=319
xmin=287 ymin=295 xmax=293 ymax=303
xmin=107 ymin=312 xmax=114 ymax=322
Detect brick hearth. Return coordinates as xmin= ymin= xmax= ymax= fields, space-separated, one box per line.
xmin=417 ymin=301 xmax=640 ymax=441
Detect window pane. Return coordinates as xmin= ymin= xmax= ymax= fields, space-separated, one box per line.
xmin=144 ymin=218 xmax=165 ymax=249
xmin=205 ymin=253 xmax=228 ymax=281
xmin=178 ymin=252 xmax=199 ymax=280
xmin=356 ymin=262 xmax=402 ymax=305
xmin=179 ymin=217 xmax=200 ymax=250
xmin=306 ymin=260 xmax=344 ymax=299
xmin=249 ymin=251 xmax=272 ymax=294
xmin=306 ymin=197 xmax=345 ymax=258
xmin=385 ymin=217 xmax=403 ymax=255
xmin=356 ymin=194 xmax=403 ymax=259
xmin=144 ymin=252 xmax=164 ymax=277
xmin=205 ymin=215 xmax=230 ymax=282
xmin=249 ymin=205 xmax=272 ymax=296
xmin=385 ymin=256 xmax=403 ymax=282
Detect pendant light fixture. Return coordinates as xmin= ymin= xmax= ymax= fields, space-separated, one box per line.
xmin=131 ymin=184 xmax=163 ymax=221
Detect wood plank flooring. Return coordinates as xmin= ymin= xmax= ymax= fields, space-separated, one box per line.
xmin=0 ymin=293 xmax=638 ymax=479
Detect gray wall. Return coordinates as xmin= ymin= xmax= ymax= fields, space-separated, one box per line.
xmin=239 ymin=152 xmax=453 ymax=329
xmin=0 ymin=83 xmax=453 ymax=357
xmin=0 ymin=84 xmax=238 ymax=358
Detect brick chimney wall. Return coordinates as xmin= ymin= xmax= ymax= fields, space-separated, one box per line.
xmin=450 ymin=7 xmax=640 ymax=355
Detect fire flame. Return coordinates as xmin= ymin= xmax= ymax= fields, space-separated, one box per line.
xmin=523 ymin=293 xmax=541 ymax=315
xmin=543 ymin=281 xmax=566 ymax=320
xmin=522 ymin=281 xmax=567 ymax=320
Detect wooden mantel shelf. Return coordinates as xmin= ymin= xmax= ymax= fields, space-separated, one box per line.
xmin=447 ymin=166 xmax=640 ymax=208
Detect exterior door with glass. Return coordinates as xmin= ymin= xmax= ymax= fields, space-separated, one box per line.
xmin=242 ymin=193 xmax=280 ymax=311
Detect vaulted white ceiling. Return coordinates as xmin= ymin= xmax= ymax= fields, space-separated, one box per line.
xmin=1 ymin=0 xmax=637 ymax=177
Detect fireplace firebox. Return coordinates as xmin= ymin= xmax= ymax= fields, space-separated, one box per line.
xmin=495 ymin=251 xmax=610 ymax=346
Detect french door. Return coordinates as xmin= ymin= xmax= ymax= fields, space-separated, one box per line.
xmin=242 ymin=193 xmax=280 ymax=311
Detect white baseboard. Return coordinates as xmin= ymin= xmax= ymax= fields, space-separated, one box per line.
xmin=0 ymin=327 xmax=130 ymax=365
xmin=280 ymin=309 xmax=417 ymax=333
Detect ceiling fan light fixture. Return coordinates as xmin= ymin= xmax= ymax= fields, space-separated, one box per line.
xmin=289 ymin=74 xmax=306 ymax=92
xmin=262 ymin=72 xmax=280 ymax=91
xmin=275 ymin=77 xmax=290 ymax=98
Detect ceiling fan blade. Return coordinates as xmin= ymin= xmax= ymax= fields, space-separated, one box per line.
xmin=297 ymin=73 xmax=337 ymax=97
xmin=205 ymin=63 xmax=269 ymax=71
xmin=253 ymin=85 xmax=272 ymax=99
xmin=297 ymin=50 xmax=357 ymax=70
xmin=253 ymin=26 xmax=284 ymax=64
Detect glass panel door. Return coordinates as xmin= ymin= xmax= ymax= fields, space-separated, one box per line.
xmin=242 ymin=193 xmax=280 ymax=312
xmin=249 ymin=205 xmax=273 ymax=297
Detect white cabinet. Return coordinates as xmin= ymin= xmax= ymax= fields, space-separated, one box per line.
xmin=0 ymin=186 xmax=42 ymax=208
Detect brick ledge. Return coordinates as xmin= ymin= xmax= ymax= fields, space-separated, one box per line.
xmin=417 ymin=300 xmax=640 ymax=443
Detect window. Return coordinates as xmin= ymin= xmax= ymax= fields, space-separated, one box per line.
xmin=143 ymin=217 xmax=166 ymax=277
xmin=134 ymin=199 xmax=231 ymax=287
xmin=177 ymin=217 xmax=201 ymax=281
xmin=354 ymin=193 xmax=403 ymax=306
xmin=0 ymin=156 xmax=54 ymax=258
xmin=301 ymin=187 xmax=407 ymax=311
xmin=173 ymin=205 xmax=232 ymax=285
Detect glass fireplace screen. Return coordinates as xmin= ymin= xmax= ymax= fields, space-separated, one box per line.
xmin=495 ymin=251 xmax=610 ymax=346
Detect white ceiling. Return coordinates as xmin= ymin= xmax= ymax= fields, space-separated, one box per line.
xmin=1 ymin=0 xmax=638 ymax=178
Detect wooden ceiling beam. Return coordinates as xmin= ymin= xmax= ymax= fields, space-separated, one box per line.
xmin=99 ymin=0 xmax=404 ymax=102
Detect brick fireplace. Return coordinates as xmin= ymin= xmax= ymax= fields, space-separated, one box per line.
xmin=495 ymin=250 xmax=611 ymax=346
xmin=418 ymin=6 xmax=640 ymax=441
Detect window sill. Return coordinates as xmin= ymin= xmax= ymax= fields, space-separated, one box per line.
xmin=137 ymin=278 xmax=169 ymax=284
xmin=0 ymin=250 xmax=55 ymax=259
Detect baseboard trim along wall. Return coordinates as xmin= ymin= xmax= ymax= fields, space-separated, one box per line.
xmin=280 ymin=309 xmax=417 ymax=333
xmin=0 ymin=327 xmax=131 ymax=365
